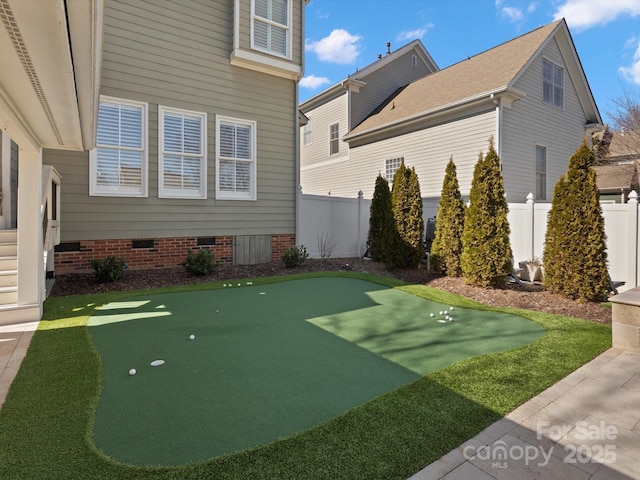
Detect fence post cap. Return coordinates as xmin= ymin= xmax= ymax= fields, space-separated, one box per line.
xmin=629 ymin=190 xmax=638 ymax=201
xmin=357 ymin=190 xmax=364 ymax=199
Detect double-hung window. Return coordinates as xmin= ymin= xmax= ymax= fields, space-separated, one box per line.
xmin=329 ymin=123 xmax=339 ymax=155
xmin=159 ymin=106 xmax=207 ymax=199
xmin=543 ymin=59 xmax=563 ymax=108
xmin=216 ymin=116 xmax=257 ymax=200
xmin=303 ymin=120 xmax=312 ymax=146
xmin=535 ymin=145 xmax=547 ymax=200
xmin=90 ymin=97 xmax=147 ymax=197
xmin=252 ymin=0 xmax=290 ymax=58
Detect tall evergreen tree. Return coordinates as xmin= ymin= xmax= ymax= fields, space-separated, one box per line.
xmin=431 ymin=157 xmax=466 ymax=276
xmin=543 ymin=141 xmax=610 ymax=301
xmin=367 ymin=174 xmax=393 ymax=262
xmin=461 ymin=138 xmax=513 ymax=287
xmin=386 ymin=161 xmax=424 ymax=268
xmin=542 ymin=174 xmax=571 ymax=295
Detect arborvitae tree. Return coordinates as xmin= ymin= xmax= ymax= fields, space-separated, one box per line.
xmin=431 ymin=157 xmax=466 ymax=276
xmin=386 ymin=161 xmax=424 ymax=268
xmin=543 ymin=141 xmax=610 ymax=301
xmin=542 ymin=175 xmax=571 ymax=295
xmin=367 ymin=174 xmax=393 ymax=262
xmin=461 ymin=138 xmax=513 ymax=287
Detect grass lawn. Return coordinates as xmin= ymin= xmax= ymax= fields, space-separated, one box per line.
xmin=0 ymin=272 xmax=611 ymax=479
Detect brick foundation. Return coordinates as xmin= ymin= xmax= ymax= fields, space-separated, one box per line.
xmin=271 ymin=233 xmax=296 ymax=262
xmin=53 ymin=234 xmax=295 ymax=275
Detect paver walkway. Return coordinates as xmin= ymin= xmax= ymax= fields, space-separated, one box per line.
xmin=410 ymin=348 xmax=640 ymax=480
xmin=0 ymin=320 xmax=38 ymax=409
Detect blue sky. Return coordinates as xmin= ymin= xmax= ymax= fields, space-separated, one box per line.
xmin=300 ymin=0 xmax=640 ymax=126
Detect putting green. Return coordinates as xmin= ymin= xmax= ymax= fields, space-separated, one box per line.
xmin=88 ymin=277 xmax=543 ymax=467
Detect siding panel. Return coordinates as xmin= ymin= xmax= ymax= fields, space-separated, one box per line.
xmin=44 ymin=0 xmax=300 ymax=242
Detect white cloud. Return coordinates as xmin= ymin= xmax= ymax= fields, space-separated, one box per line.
xmin=554 ymin=0 xmax=640 ymax=30
xmin=299 ymin=74 xmax=331 ymax=89
xmin=527 ymin=2 xmax=538 ymax=14
xmin=500 ymin=5 xmax=524 ymax=21
xmin=495 ymin=0 xmax=525 ymax=22
xmin=620 ymin=42 xmax=640 ymax=86
xmin=305 ymin=29 xmax=363 ymax=65
xmin=396 ymin=23 xmax=434 ymax=42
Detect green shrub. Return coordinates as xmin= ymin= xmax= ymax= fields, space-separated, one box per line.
xmin=182 ymin=248 xmax=219 ymax=276
xmin=367 ymin=174 xmax=393 ymax=262
xmin=282 ymin=245 xmax=309 ymax=268
xmin=543 ymin=141 xmax=610 ymax=300
xmin=431 ymin=157 xmax=466 ymax=276
xmin=461 ymin=138 xmax=513 ymax=287
xmin=89 ymin=256 xmax=127 ymax=283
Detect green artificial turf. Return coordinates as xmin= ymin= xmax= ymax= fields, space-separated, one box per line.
xmin=88 ymin=277 xmax=543 ymax=466
xmin=0 ymin=272 xmax=612 ymax=480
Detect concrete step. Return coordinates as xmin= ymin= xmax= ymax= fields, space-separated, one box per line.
xmin=0 ymin=286 xmax=17 ymax=305
xmin=0 ymin=270 xmax=17 ymax=287
xmin=0 ymin=256 xmax=17 ymax=271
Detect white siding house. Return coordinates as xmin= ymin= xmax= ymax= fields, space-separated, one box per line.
xmin=302 ymin=19 xmax=603 ymax=203
xmin=301 ymin=40 xmax=439 ymax=196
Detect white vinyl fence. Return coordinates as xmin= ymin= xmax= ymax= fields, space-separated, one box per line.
xmin=298 ymin=191 xmax=640 ymax=292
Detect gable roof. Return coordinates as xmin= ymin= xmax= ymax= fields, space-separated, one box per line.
xmin=608 ymin=130 xmax=640 ymax=160
xmin=300 ymin=39 xmax=438 ymax=111
xmin=345 ymin=19 xmax=601 ymax=143
xmin=594 ymin=161 xmax=639 ymax=194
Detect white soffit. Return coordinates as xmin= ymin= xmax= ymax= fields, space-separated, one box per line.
xmin=0 ymin=0 xmax=88 ymax=150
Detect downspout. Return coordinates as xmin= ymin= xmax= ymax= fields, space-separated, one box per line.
xmin=491 ymin=93 xmax=502 ymax=157
xmin=295 ymin=0 xmax=306 ymax=246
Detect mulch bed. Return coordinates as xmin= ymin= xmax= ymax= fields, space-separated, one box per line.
xmin=50 ymin=257 xmax=612 ymax=324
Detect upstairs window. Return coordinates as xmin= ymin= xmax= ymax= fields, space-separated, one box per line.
xmin=216 ymin=116 xmax=257 ymax=200
xmin=543 ymin=59 xmax=563 ymax=108
xmin=90 ymin=97 xmax=147 ymax=197
xmin=535 ymin=145 xmax=547 ymax=200
xmin=303 ymin=120 xmax=312 ymax=146
xmin=252 ymin=0 xmax=290 ymax=58
xmin=159 ymin=106 xmax=207 ymax=199
xmin=329 ymin=123 xmax=339 ymax=155
xmin=385 ymin=157 xmax=404 ymax=184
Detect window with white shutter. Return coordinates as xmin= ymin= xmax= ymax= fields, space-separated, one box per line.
xmin=159 ymin=106 xmax=207 ymax=199
xmin=252 ymin=0 xmax=290 ymax=58
xmin=216 ymin=116 xmax=257 ymax=200
xmin=90 ymin=97 xmax=148 ymax=196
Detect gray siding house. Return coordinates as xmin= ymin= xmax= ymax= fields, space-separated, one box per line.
xmin=0 ymin=0 xmax=306 ymax=322
xmin=301 ymin=19 xmax=603 ymax=203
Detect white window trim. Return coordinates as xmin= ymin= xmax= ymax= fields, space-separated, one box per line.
xmin=215 ymin=115 xmax=257 ymax=201
xmin=90 ymin=96 xmax=148 ymax=197
xmin=535 ymin=144 xmax=547 ymax=201
xmin=542 ymin=58 xmax=564 ymax=109
xmin=158 ymin=106 xmax=207 ymax=199
xmin=329 ymin=122 xmax=339 ymax=156
xmin=303 ymin=120 xmax=312 ymax=146
xmin=385 ymin=156 xmax=404 ymax=184
xmin=250 ymin=0 xmax=292 ymax=60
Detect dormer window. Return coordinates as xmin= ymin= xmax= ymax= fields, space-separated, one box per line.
xmin=252 ymin=0 xmax=290 ymax=58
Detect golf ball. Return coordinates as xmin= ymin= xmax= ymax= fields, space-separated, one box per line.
xmin=238 ymin=283 xmax=241 ymax=287
xmin=129 ymin=368 xmax=136 ymax=376
xmin=189 ymin=334 xmax=195 ymax=340
xmin=450 ymin=306 xmax=454 ymax=310
xmin=430 ymin=313 xmax=434 ymax=317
